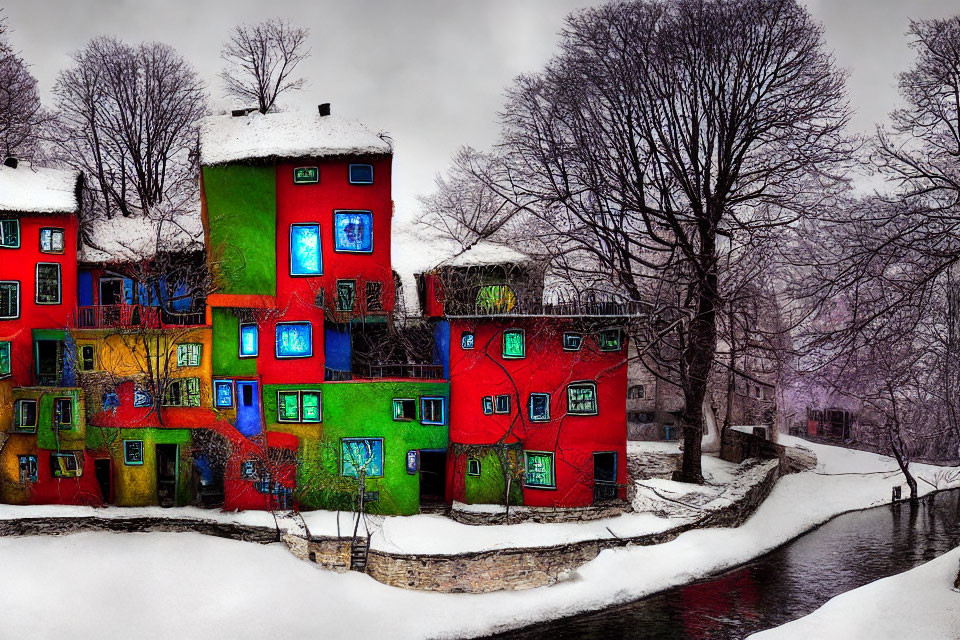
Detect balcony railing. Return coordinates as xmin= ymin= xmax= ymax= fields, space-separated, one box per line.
xmin=445 ymin=298 xmax=651 ymax=318
xmin=325 ymin=364 xmax=445 ymax=381
xmin=74 ymin=305 xmax=205 ymax=329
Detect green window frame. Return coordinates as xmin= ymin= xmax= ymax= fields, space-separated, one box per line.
xmin=0 ymin=340 xmax=10 ymax=376
xmin=0 ymin=219 xmax=19 ymax=248
xmin=567 ymin=381 xmax=598 ymax=416
xmin=524 ymin=451 xmax=555 ymax=489
xmin=0 ymin=281 xmax=20 ymax=319
xmin=177 ymin=343 xmax=202 ymax=367
xmin=123 ymin=440 xmax=144 ymax=466
xmin=467 ymin=458 xmax=481 ymax=476
xmin=163 ymin=378 xmax=201 ymax=407
xmin=392 ymin=398 xmax=417 ymax=421
xmin=278 ymin=391 xmax=300 ymax=422
xmin=502 ymin=329 xmax=525 ymax=359
xmin=301 ymin=391 xmax=321 ymax=423
xmin=51 ymin=452 xmax=82 ymax=478
xmin=277 ymin=390 xmax=322 ymax=423
xmin=597 ymin=328 xmax=622 ymax=351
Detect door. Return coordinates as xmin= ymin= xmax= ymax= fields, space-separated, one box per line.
xmin=593 ymin=452 xmax=618 ymax=503
xmin=99 ymin=277 xmax=124 ymax=305
xmin=35 ymin=340 xmax=62 ymax=386
xmin=156 ymin=444 xmax=178 ymax=507
xmin=419 ymin=450 xmax=446 ymax=506
xmin=94 ymin=459 xmax=113 ymax=504
xmin=235 ymin=381 xmax=262 ymax=437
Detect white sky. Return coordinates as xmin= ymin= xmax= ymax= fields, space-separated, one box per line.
xmin=2 ymin=0 xmax=959 ymax=222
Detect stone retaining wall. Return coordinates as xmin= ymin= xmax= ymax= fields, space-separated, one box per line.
xmin=0 ymin=516 xmax=280 ymax=543
xmin=449 ymin=503 xmax=626 ymax=526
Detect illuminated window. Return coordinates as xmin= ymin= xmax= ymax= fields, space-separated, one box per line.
xmin=341 ymin=438 xmax=384 ymax=478
xmin=567 ymin=381 xmax=598 ymax=415
xmin=0 ymin=340 xmax=10 ymax=376
xmin=420 ymin=397 xmax=446 ymax=425
xmin=39 ymin=228 xmax=65 ymax=253
xmin=293 ymin=166 xmax=319 ymax=184
xmin=302 ymin=391 xmax=321 ymax=422
xmin=467 ymin=458 xmax=481 ymax=476
xmin=277 ymin=390 xmax=321 ymax=423
xmin=482 ymin=396 xmax=494 ymax=415
xmin=123 ymin=440 xmax=144 ymax=466
xmin=529 ymin=393 xmax=550 ymax=422
xmin=276 ymin=322 xmax=312 ymax=358
xmin=214 ymin=380 xmax=233 ymax=408
xmin=79 ymin=344 xmax=95 ymax=371
xmin=597 ymin=328 xmax=622 ymax=351
xmin=14 ymin=399 xmax=37 ymax=431
xmin=239 ymin=323 xmax=258 ymax=357
xmin=333 ymin=211 xmax=373 ymax=253
xmin=290 ymin=224 xmax=322 ymax=275
xmin=0 ymin=219 xmax=19 ymax=248
xmin=494 ymin=394 xmax=511 ymax=414
xmin=461 ymin=332 xmax=475 ymax=349
xmin=18 ymin=455 xmax=37 ymax=483
xmin=502 ymin=329 xmax=525 ymax=359
xmin=562 ymin=333 xmax=582 ymax=351
xmin=524 ymin=451 xmax=555 ymax=488
xmin=349 ymin=164 xmax=374 ymax=185
xmin=0 ymin=282 xmax=18 ymax=318
xmin=393 ymin=398 xmax=416 ymax=421
xmin=177 ymin=343 xmax=202 ymax=367
xmin=35 ymin=263 xmax=61 ymax=304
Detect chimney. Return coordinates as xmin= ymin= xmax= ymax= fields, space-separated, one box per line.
xmin=3 ymin=157 xmax=17 ymax=169
xmin=318 ymin=103 xmax=331 ymax=117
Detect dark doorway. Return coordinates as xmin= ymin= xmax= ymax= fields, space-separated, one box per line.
xmin=35 ymin=340 xmax=62 ymax=386
xmin=99 ymin=277 xmax=124 ymax=305
xmin=593 ymin=452 xmax=618 ymax=503
xmin=419 ymin=450 xmax=446 ymax=505
xmin=94 ymin=459 xmax=113 ymax=504
xmin=156 ymin=444 xmax=178 ymax=507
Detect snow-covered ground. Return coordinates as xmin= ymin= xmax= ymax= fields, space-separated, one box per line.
xmin=750 ymin=546 xmax=960 ymax=640
xmin=0 ymin=437 xmax=957 ymax=639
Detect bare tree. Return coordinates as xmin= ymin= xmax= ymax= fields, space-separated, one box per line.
xmin=0 ymin=12 xmax=52 ymax=158
xmin=219 ymin=18 xmax=310 ymax=114
xmin=53 ymin=37 xmax=205 ymax=221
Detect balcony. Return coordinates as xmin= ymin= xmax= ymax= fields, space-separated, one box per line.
xmin=325 ymin=364 xmax=445 ymax=381
xmin=74 ymin=305 xmax=205 ymax=329
xmin=444 ymin=295 xmax=651 ymax=319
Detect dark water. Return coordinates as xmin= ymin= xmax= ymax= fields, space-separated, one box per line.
xmin=492 ymin=489 xmax=960 ymax=640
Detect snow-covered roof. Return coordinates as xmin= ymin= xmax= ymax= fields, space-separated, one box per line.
xmin=0 ymin=162 xmax=80 ymax=214
xmin=79 ymin=206 xmax=204 ymax=263
xmin=392 ymin=221 xmax=532 ymax=316
xmin=200 ymin=110 xmax=393 ymax=165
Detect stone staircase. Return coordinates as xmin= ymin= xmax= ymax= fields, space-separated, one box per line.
xmin=349 ymin=537 xmax=369 ymax=572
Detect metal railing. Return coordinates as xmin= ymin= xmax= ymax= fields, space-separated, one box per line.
xmin=74 ymin=305 xmax=205 ymax=329
xmin=445 ymin=298 xmax=651 ymax=318
xmin=325 ymin=363 xmax=445 ymax=381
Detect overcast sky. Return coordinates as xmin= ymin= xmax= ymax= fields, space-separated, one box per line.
xmin=2 ymin=0 xmax=960 ymax=222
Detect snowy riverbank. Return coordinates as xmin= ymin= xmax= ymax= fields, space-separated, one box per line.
xmin=0 ymin=437 xmax=957 ymax=639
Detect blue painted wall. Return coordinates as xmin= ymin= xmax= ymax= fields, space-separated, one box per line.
xmin=433 ymin=320 xmax=450 ymax=379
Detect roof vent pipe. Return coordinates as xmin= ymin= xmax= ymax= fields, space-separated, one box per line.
xmin=3 ymin=157 xmax=17 ymax=169
xmin=318 ymin=103 xmax=331 ymax=116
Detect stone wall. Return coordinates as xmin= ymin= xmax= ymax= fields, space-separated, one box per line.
xmin=449 ymin=503 xmax=626 ymax=526
xmin=0 ymin=516 xmax=280 ymax=542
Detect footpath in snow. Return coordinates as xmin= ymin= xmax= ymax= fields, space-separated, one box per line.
xmin=0 ymin=436 xmax=957 ymax=639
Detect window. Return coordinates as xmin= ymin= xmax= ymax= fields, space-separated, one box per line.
xmin=276 ymin=322 xmax=312 ymax=358
xmin=502 ymin=329 xmax=525 ymax=359
xmin=239 ymin=323 xmax=258 ymax=357
xmin=365 ymin=281 xmax=383 ymax=311
xmin=0 ymin=281 xmax=19 ymax=318
xmin=290 ymin=224 xmax=322 ymax=275
xmin=494 ymin=394 xmax=511 ymax=414
xmin=35 ymin=263 xmax=61 ymax=304
xmin=482 ymin=396 xmax=494 ymax=415
xmin=467 ymin=458 xmax=481 ymax=477
xmin=664 ymin=425 xmax=678 ymax=440
xmin=336 ymin=280 xmax=356 ymax=311
xmin=51 ymin=452 xmax=82 ymax=478
xmin=334 ymin=211 xmax=373 ymax=253
xmin=562 ymin=332 xmax=583 ymax=351
xmin=277 ymin=390 xmax=322 ymax=423
xmin=0 ymin=340 xmax=9 ymax=376
xmin=529 ymin=393 xmax=550 ymax=422
xmin=123 ymin=440 xmax=144 ymax=466
xmin=341 ymin=438 xmax=384 ymax=477
xmin=420 ymin=397 xmax=446 ymax=425
xmin=163 ymin=378 xmax=201 ymax=407
xmin=461 ymin=332 xmax=475 ymax=350
xmin=54 ymin=397 xmax=73 ymax=428
xmin=524 ymin=451 xmax=555 ymax=489
xmin=39 ymin=228 xmax=65 ymax=253
xmin=134 ymin=387 xmax=152 ymax=408
xmin=79 ymin=344 xmax=95 ymax=371
xmin=240 ymin=459 xmax=258 ymax=479
xmin=597 ymin=328 xmax=622 ymax=351
xmin=349 ymin=163 xmax=374 ymax=185
xmin=406 ymin=450 xmax=419 ymax=474
xmin=214 ymin=380 xmax=233 ymax=408
xmin=18 ymin=455 xmax=37 ymax=483
xmin=393 ymin=398 xmax=416 ymax=421
xmin=0 ymin=218 xmax=19 ymax=248
xmin=103 ymin=392 xmax=119 ymax=411
xmin=629 ymin=411 xmax=655 ymax=423
xmin=628 ymin=385 xmax=645 ymax=399
xmin=293 ymin=166 xmax=319 ymax=184
xmin=567 ymin=381 xmax=598 ymax=415
xmin=177 ymin=343 xmax=202 ymax=367
xmin=14 ymin=399 xmax=37 ymax=432
xmin=476 ymin=284 xmax=516 ymax=313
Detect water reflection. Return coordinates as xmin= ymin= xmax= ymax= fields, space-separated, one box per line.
xmin=491 ymin=489 xmax=960 ymax=640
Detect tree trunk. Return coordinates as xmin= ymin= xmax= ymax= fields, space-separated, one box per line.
xmin=889 ymin=424 xmax=918 ymax=502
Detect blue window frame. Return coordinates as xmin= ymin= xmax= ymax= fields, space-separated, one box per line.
xmin=341 ymin=438 xmax=384 ymax=478
xmin=290 ymin=224 xmax=322 ymax=275
xmin=123 ymin=440 xmax=144 ymax=466
xmin=103 ymin=392 xmax=120 ymax=412
xmin=349 ymin=164 xmax=374 ymax=185
xmin=420 ymin=397 xmax=446 ymax=425
xmin=239 ymin=323 xmax=258 ymax=358
xmin=529 ymin=393 xmax=550 ymax=422
xmin=562 ymin=332 xmax=583 ymax=351
xmin=333 ymin=211 xmax=373 ymax=253
xmin=240 ymin=460 xmax=258 ymax=479
xmin=133 ymin=388 xmax=152 ymax=408
xmin=461 ymin=332 xmax=475 ymax=349
xmin=482 ymin=396 xmax=494 ymax=415
xmin=214 ymin=380 xmax=234 ymax=408
xmin=276 ymin=322 xmax=312 ymax=358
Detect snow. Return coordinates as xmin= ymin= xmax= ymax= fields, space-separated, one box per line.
xmin=79 ymin=207 xmax=204 ymax=263
xmin=0 ymin=438 xmax=957 ymax=639
xmin=750 ymin=546 xmax=960 ymax=640
xmin=0 ymin=162 xmax=80 ymax=214
xmin=199 ymin=110 xmax=392 ymax=165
